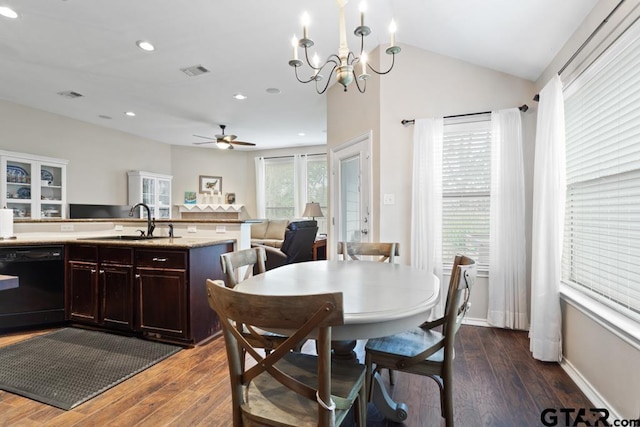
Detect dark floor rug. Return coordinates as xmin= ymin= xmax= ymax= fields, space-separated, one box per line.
xmin=0 ymin=328 xmax=181 ymax=410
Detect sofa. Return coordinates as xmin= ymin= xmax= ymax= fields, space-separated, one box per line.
xmin=250 ymin=219 xmax=290 ymax=248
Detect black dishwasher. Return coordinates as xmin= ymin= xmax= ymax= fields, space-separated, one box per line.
xmin=0 ymin=246 xmax=65 ymax=331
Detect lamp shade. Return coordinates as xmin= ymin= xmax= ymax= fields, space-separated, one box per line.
xmin=302 ymin=202 xmax=323 ymax=218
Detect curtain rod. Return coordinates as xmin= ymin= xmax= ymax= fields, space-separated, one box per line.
xmin=259 ymin=153 xmax=325 ymax=160
xmin=400 ymin=104 xmax=529 ymax=127
xmin=558 ymin=0 xmax=626 ymax=75
xmin=533 ymin=0 xmax=626 ymax=102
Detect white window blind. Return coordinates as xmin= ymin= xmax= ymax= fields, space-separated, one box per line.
xmin=442 ymin=117 xmax=491 ymax=269
xmin=264 ymin=157 xmax=295 ymax=219
xmin=563 ymin=20 xmax=640 ymax=317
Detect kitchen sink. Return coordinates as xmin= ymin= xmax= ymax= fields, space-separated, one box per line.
xmin=78 ymin=235 xmax=180 ymax=241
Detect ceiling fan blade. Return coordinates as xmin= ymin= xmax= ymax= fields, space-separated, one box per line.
xmin=194 ymin=134 xmax=215 ymax=140
xmin=230 ymin=140 xmax=256 ymax=146
xmin=193 ymin=140 xmax=215 ymax=145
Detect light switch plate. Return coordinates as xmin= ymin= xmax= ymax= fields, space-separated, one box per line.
xmin=383 ymin=194 xmax=395 ymax=205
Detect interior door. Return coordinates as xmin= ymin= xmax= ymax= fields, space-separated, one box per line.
xmin=331 ymin=132 xmax=372 ymax=258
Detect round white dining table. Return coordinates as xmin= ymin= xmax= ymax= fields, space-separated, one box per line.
xmin=235 ymin=259 xmax=440 ymax=422
xmin=235 ymin=259 xmax=440 ymax=341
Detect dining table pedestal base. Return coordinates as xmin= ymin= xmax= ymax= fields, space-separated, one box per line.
xmin=371 ymin=372 xmax=409 ymax=422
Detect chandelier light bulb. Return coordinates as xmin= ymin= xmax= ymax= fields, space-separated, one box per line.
xmin=359 ymin=2 xmax=367 ymax=26
xmin=389 ymin=20 xmax=397 ymax=47
xmin=301 ymin=11 xmax=310 ymax=39
xmin=360 ymin=52 xmax=368 ymax=75
xmin=0 ymin=6 xmax=18 ymax=19
xmin=291 ymin=34 xmax=299 ymax=60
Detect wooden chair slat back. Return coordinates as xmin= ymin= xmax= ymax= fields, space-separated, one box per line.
xmin=443 ymin=255 xmax=476 ymax=355
xmin=220 ymin=247 xmax=267 ymax=288
xmin=206 ymin=279 xmax=344 ymax=331
xmin=337 ymin=242 xmax=399 ymax=263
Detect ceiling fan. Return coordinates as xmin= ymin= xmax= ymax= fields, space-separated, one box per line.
xmin=193 ymin=124 xmax=256 ymax=149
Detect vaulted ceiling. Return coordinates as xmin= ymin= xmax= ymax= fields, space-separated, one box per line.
xmin=0 ymin=0 xmax=598 ymax=150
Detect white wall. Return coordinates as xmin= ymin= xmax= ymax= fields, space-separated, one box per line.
xmin=0 ymin=99 xmax=171 ymax=205
xmin=327 ymin=43 xmax=537 ymax=324
xmin=169 ymin=145 xmax=254 ymax=217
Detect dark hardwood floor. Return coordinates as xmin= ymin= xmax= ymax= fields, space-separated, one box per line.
xmin=0 ymin=325 xmax=595 ymax=426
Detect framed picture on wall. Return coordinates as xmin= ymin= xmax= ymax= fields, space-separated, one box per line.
xmin=199 ymin=175 xmax=222 ymax=194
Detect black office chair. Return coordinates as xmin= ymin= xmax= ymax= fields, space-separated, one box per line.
xmin=254 ymin=220 xmax=318 ymax=270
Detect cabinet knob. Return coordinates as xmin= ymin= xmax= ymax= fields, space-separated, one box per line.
xmin=152 ymin=257 xmax=168 ymax=262
xmin=135 ymin=274 xmax=141 ymax=279
xmin=99 ymin=269 xmax=105 ymax=274
xmin=90 ymin=269 xmax=97 ymax=274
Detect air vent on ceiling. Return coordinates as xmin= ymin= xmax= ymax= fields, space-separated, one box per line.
xmin=57 ymin=90 xmax=84 ymax=99
xmin=180 ymin=64 xmax=210 ymax=77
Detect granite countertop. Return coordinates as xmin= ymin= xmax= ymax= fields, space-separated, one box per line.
xmin=0 ymin=235 xmax=236 ymax=249
xmin=14 ymin=218 xmax=261 ymax=224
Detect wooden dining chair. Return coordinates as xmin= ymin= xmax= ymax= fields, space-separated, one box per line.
xmin=337 ymin=242 xmax=399 ymax=263
xmin=364 ymin=254 xmax=476 ymax=426
xmin=206 ymin=279 xmax=367 ymax=427
xmin=220 ymin=247 xmax=297 ymax=358
xmin=220 ymin=246 xmax=267 ymax=288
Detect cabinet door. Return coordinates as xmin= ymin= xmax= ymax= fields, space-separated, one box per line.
xmin=157 ymin=178 xmax=171 ymax=218
xmin=100 ymin=264 xmax=134 ymax=330
xmin=141 ymin=177 xmax=156 ymax=209
xmin=136 ymin=267 xmax=187 ymax=339
xmin=68 ymin=261 xmax=99 ymax=323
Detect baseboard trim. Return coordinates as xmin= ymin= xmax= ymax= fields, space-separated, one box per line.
xmin=462 ymin=317 xmax=491 ymax=327
xmin=560 ymin=358 xmax=622 ymax=422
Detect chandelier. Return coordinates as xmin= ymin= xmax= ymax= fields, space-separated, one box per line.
xmin=288 ymin=0 xmax=400 ymax=94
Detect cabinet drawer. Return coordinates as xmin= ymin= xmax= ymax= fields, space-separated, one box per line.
xmin=136 ymin=250 xmax=186 ymax=269
xmin=67 ymin=244 xmax=98 ymax=262
xmin=99 ymin=246 xmax=134 ymax=264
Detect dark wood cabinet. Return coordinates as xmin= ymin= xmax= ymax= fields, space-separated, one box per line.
xmin=66 ymin=240 xmax=234 ymax=346
xmin=67 ymin=260 xmax=99 ymax=323
xmin=66 ymin=245 xmax=134 ymax=330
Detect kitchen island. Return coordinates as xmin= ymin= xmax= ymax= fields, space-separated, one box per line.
xmin=1 ymin=218 xmax=246 ymax=346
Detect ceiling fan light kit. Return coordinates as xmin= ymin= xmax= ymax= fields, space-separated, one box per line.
xmin=289 ymin=0 xmax=400 ymax=94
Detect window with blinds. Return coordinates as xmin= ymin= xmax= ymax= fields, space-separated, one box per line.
xmin=264 ymin=157 xmax=295 ymax=219
xmin=442 ymin=117 xmax=491 ymax=269
xmin=563 ymin=20 xmax=640 ymax=318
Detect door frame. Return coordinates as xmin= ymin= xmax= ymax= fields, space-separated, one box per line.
xmin=329 ymin=131 xmax=373 ymax=259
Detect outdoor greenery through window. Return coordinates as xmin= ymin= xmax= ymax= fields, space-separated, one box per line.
xmin=261 ymin=154 xmax=327 ymax=234
xmin=562 ymin=20 xmax=640 ymax=318
xmin=442 ymin=117 xmax=491 ymax=270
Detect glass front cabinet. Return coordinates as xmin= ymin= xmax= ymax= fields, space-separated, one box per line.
xmin=1 ymin=150 xmax=68 ymax=219
xmin=127 ymin=171 xmax=172 ymax=219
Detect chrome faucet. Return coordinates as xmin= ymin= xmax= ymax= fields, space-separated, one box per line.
xmin=129 ymin=203 xmax=155 ymax=237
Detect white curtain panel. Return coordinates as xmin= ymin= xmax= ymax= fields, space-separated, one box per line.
xmin=294 ymin=154 xmax=308 ymax=218
xmin=254 ymin=156 xmax=266 ymax=218
xmin=411 ymin=118 xmax=445 ymax=318
xmin=530 ymin=75 xmax=566 ymax=362
xmin=488 ymin=108 xmax=528 ymax=330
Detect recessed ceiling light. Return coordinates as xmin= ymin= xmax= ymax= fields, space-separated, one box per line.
xmin=298 ymin=132 xmax=306 ymax=137
xmin=0 ymin=6 xmax=18 ymax=19
xmin=266 ymin=88 xmax=281 ymax=94
xmin=125 ymin=111 xmax=136 ymax=117
xmin=233 ymin=93 xmax=247 ymax=100
xmin=136 ymin=40 xmax=155 ymax=51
